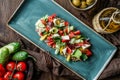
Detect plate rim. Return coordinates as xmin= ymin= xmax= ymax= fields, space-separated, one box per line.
xmin=6 ymin=0 xmax=117 ymax=80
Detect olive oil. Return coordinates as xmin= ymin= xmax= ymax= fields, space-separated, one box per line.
xmin=92 ymin=7 xmax=120 ymax=34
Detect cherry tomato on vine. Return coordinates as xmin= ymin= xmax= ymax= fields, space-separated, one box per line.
xmin=4 ymin=71 xmax=12 ymax=80
xmin=17 ymin=62 xmax=27 ymax=72
xmin=0 ymin=77 xmax=4 ymax=80
xmin=0 ymin=64 xmax=6 ymax=77
xmin=13 ymin=72 xmax=24 ymax=80
xmin=6 ymin=62 xmax=16 ymax=71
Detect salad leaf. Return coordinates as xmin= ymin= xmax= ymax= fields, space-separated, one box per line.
xmin=81 ymin=54 xmax=88 ymax=61
xmin=72 ymin=49 xmax=82 ymax=59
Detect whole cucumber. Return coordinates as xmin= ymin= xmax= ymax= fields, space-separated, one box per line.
xmin=0 ymin=47 xmax=9 ymax=65
xmin=12 ymin=51 xmax=28 ymax=61
xmin=4 ymin=42 xmax=21 ymax=54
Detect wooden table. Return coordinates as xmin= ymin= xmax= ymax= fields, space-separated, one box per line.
xmin=0 ymin=0 xmax=120 ymax=80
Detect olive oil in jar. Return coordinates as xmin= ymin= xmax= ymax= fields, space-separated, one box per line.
xmin=92 ymin=7 xmax=120 ymax=34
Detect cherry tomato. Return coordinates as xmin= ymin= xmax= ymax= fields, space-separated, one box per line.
xmin=0 ymin=64 xmax=6 ymax=77
xmin=0 ymin=78 xmax=4 ymax=80
xmin=6 ymin=62 xmax=16 ymax=71
xmin=4 ymin=71 xmax=12 ymax=80
xmin=17 ymin=62 xmax=27 ymax=72
xmin=13 ymin=72 xmax=24 ymax=80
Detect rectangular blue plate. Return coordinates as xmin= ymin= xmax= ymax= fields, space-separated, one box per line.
xmin=8 ymin=0 xmax=117 ymax=80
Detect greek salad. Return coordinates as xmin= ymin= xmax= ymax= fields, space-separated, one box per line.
xmin=35 ymin=14 xmax=92 ymax=61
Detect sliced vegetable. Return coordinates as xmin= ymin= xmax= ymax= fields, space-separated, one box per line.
xmin=69 ymin=32 xmax=75 ymax=38
xmin=40 ymin=34 xmax=48 ymax=41
xmin=35 ymin=20 xmax=45 ymax=28
xmin=60 ymin=47 xmax=64 ymax=55
xmin=62 ymin=35 xmax=70 ymax=40
xmin=74 ymin=30 xmax=80 ymax=35
xmin=55 ymin=49 xmax=59 ymax=54
xmin=36 ymin=14 xmax=92 ymax=62
xmin=67 ymin=47 xmax=72 ymax=54
xmin=69 ymin=38 xmax=76 ymax=44
xmin=85 ymin=49 xmax=92 ymax=56
xmin=64 ymin=21 xmax=69 ymax=26
xmin=81 ymin=54 xmax=88 ymax=61
xmin=66 ymin=55 xmax=71 ymax=62
xmin=12 ymin=51 xmax=28 ymax=61
xmin=72 ymin=49 xmax=82 ymax=59
xmin=50 ymin=27 xmax=58 ymax=33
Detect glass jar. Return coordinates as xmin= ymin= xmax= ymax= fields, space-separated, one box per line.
xmin=92 ymin=7 xmax=120 ymax=34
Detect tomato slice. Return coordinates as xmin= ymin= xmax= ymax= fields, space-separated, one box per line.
xmin=75 ymin=42 xmax=84 ymax=47
xmin=58 ymin=30 xmax=64 ymax=36
xmin=47 ymin=36 xmax=53 ymax=41
xmin=45 ymin=26 xmax=50 ymax=32
xmin=52 ymin=43 xmax=56 ymax=48
xmin=51 ymin=14 xmax=56 ymax=18
xmin=85 ymin=49 xmax=92 ymax=56
xmin=74 ymin=30 xmax=80 ymax=35
xmin=69 ymin=32 xmax=75 ymax=38
xmin=39 ymin=32 xmax=43 ymax=36
xmin=62 ymin=39 xmax=69 ymax=42
xmin=47 ymin=41 xmax=54 ymax=46
xmin=17 ymin=62 xmax=27 ymax=72
xmin=48 ymin=14 xmax=56 ymax=22
xmin=64 ymin=21 xmax=69 ymax=26
xmin=67 ymin=47 xmax=72 ymax=54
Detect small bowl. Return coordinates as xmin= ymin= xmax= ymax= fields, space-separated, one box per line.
xmin=69 ymin=0 xmax=97 ymax=11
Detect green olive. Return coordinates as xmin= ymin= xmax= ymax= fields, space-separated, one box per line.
xmin=86 ymin=0 xmax=94 ymax=6
xmin=72 ymin=0 xmax=81 ymax=7
xmin=56 ymin=19 xmax=60 ymax=25
xmin=80 ymin=1 xmax=87 ymax=9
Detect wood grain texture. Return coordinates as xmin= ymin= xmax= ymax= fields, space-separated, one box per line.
xmin=0 ymin=0 xmax=36 ymax=49
xmin=0 ymin=0 xmax=120 ymax=80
